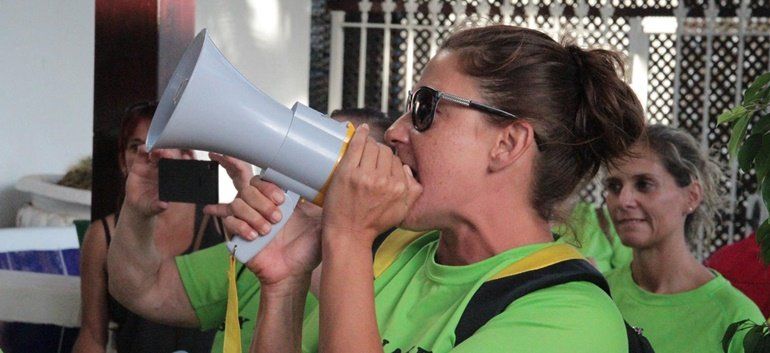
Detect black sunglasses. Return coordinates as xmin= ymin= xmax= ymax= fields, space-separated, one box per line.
xmin=405 ymin=86 xmax=518 ymax=132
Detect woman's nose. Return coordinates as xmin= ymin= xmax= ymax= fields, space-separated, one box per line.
xmin=385 ymin=112 xmax=411 ymax=148
xmin=617 ymin=187 xmax=638 ymax=208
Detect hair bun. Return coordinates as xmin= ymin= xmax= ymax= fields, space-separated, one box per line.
xmin=566 ymin=45 xmax=585 ymax=85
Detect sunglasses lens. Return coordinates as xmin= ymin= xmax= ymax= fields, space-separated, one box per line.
xmin=412 ymin=88 xmax=435 ymax=131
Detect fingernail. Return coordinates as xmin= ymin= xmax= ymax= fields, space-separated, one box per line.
xmin=271 ymin=210 xmax=282 ymax=223
xmin=404 ymin=165 xmax=413 ymax=176
xmin=249 ymin=231 xmax=259 ymax=240
xmin=361 ymin=123 xmax=369 ymax=130
xmin=260 ymin=224 xmax=271 ymax=235
xmin=273 ymin=192 xmax=285 ymax=204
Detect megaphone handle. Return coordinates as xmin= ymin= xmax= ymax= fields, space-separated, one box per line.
xmin=226 ymin=190 xmax=302 ymax=263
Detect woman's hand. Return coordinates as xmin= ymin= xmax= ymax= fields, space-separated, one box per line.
xmin=321 ymin=124 xmax=422 ymax=246
xmin=203 ymin=153 xmax=254 ymax=218
xmin=123 ymin=146 xmax=178 ymax=218
xmin=224 ymin=177 xmax=322 ymax=289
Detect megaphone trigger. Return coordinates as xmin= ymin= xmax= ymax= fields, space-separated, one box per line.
xmin=225 ymin=190 xmax=302 ymax=263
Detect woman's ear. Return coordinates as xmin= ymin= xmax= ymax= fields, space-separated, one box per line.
xmin=686 ymin=180 xmax=703 ymax=214
xmin=489 ymin=121 xmax=536 ymax=172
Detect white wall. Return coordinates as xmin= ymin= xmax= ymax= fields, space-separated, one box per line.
xmin=0 ymin=1 xmax=95 ymax=227
xmin=195 ymin=0 xmax=311 ymax=201
xmin=0 ymin=0 xmax=311 ymax=226
xmin=196 ymin=0 xmax=311 ymax=107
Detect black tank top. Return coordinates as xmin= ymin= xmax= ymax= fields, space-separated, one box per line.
xmin=104 ymin=204 xmax=223 ymax=353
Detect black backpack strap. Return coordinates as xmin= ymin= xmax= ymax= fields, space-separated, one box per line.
xmin=626 ymin=323 xmax=656 ymax=353
xmin=454 ymin=246 xmax=655 ymax=352
xmin=455 ymin=258 xmax=605 ymax=345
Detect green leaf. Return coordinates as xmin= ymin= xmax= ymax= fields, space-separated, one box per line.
xmin=724 ymin=319 xmax=750 ymax=352
xmin=758 ymin=220 xmax=770 ymax=242
xmin=759 ymin=220 xmax=770 ymax=265
xmin=738 ymin=134 xmax=763 ymax=172
xmin=718 ymin=105 xmax=749 ymax=125
xmin=744 ymin=324 xmax=764 ymax=353
xmin=729 ymin=116 xmax=752 ymax=157
xmin=760 ymin=331 xmax=770 ymax=353
xmin=764 ymin=179 xmax=770 ymax=217
xmin=755 ymin=134 xmax=770 ymax=183
xmin=757 ymin=221 xmax=770 ymax=265
xmin=745 ymin=72 xmax=770 ymax=104
xmin=753 ymin=114 xmax=770 ymax=136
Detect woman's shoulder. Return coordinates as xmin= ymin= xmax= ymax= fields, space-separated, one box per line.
xmin=82 ymin=215 xmax=116 ymax=249
xmin=476 ymin=281 xmax=626 ymax=352
xmin=516 ymin=279 xmax=621 ymax=312
xmin=709 ymin=274 xmax=764 ymax=322
xmin=504 ymin=280 xmax=625 ymax=331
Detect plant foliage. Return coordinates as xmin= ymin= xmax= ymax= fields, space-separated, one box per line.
xmin=718 ymin=71 xmax=770 ymax=265
xmin=719 ymin=72 xmax=770 ymax=353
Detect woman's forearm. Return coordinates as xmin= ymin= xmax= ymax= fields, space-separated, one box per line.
xmin=107 ymin=205 xmax=162 ymax=306
xmin=106 ymin=204 xmax=198 ymax=327
xmin=251 ymin=277 xmax=311 ymax=353
xmin=319 ymin=230 xmax=383 ymax=353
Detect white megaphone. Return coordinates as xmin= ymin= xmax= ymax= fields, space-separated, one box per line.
xmin=147 ymin=29 xmax=354 ymax=263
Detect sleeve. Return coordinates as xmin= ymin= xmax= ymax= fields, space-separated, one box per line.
xmin=175 ymin=243 xmax=261 ymax=330
xmin=450 ymin=282 xmax=629 ymax=353
xmin=726 ymin=292 xmax=767 ymax=353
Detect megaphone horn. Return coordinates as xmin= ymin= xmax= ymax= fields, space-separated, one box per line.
xmin=147 ymin=29 xmax=355 ymax=263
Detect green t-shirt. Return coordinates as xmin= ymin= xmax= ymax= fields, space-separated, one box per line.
xmin=301 ymin=233 xmax=627 ymax=353
xmin=553 ymin=202 xmax=632 ymax=273
xmin=606 ymin=264 xmax=765 ymax=353
xmin=179 ymin=234 xmax=628 ymax=353
xmin=176 ymin=243 xmax=318 ymax=353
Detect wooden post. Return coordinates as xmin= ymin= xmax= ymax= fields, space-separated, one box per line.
xmin=92 ymin=0 xmax=194 ymax=220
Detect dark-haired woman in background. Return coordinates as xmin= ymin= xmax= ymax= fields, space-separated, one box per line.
xmin=73 ymin=102 xmax=250 ymax=353
xmin=226 ymin=24 xmax=646 ymax=352
xmin=603 ymin=124 xmax=764 ymax=353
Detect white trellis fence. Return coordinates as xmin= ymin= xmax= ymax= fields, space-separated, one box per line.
xmin=326 ymin=0 xmax=770 ymax=259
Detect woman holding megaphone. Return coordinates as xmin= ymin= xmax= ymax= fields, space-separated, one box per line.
xmin=226 ymin=25 xmax=647 ymax=353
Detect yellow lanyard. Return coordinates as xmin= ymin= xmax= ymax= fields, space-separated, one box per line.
xmin=223 ymin=252 xmax=242 ymax=353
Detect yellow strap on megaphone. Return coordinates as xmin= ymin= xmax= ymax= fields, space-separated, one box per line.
xmin=223 ymin=250 xmax=242 ymax=353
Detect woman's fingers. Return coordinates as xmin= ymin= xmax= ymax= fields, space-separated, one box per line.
xmin=252 ymin=178 xmax=286 ymax=206
xmin=227 ymin=196 xmax=274 ymax=239
xmin=359 ymin=136 xmax=380 ymax=170
xmin=340 ymin=124 xmax=370 ymax=169
xmin=224 ymin=178 xmax=286 ymax=240
xmin=377 ymin=143 xmax=394 ymax=171
xmin=202 ymin=203 xmax=230 ymax=218
xmin=210 ymin=152 xmax=253 ymax=191
xmin=402 ymin=164 xmax=423 ymax=207
xmin=148 ymin=147 xmax=178 ymax=163
xmin=390 ymin=150 xmax=403 ymax=177
xmin=223 ymin=213 xmax=260 ymax=241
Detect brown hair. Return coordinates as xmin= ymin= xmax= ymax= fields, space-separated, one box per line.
xmin=331 ymin=107 xmax=393 ymax=142
xmin=441 ymin=25 xmax=645 ymax=221
xmin=117 ymin=101 xmax=157 ymax=170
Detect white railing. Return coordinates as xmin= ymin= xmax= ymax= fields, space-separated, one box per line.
xmin=327 ymin=0 xmax=770 ymax=259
